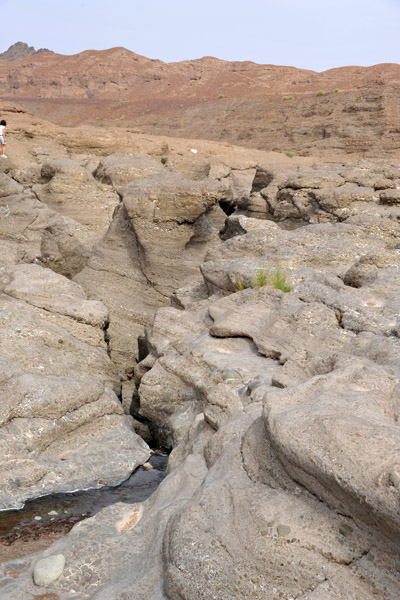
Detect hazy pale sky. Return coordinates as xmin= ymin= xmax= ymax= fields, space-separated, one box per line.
xmin=1 ymin=0 xmax=399 ymax=71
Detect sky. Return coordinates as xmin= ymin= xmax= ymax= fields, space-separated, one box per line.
xmin=1 ymin=0 xmax=399 ymax=72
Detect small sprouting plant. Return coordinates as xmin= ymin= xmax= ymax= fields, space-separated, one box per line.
xmin=334 ymin=88 xmax=342 ymax=93
xmin=253 ymin=267 xmax=269 ymax=287
xmin=235 ymin=265 xmax=291 ymax=294
xmin=86 ymin=90 xmax=95 ymax=99
xmin=119 ymin=115 xmax=126 ymax=120
xmin=218 ymin=93 xmax=225 ymax=99
xmin=284 ymin=150 xmax=294 ymax=158
xmin=316 ymin=90 xmax=325 ymax=96
xmin=282 ymin=95 xmax=294 ymax=101
xmin=270 ymin=266 xmax=292 ymax=293
xmin=235 ymin=277 xmax=248 ymax=291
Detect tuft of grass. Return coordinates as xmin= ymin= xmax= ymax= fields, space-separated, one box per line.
xmin=119 ymin=115 xmax=126 ymax=120
xmin=235 ymin=277 xmax=248 ymax=291
xmin=235 ymin=265 xmax=292 ymax=294
xmin=253 ymin=267 xmax=269 ymax=287
xmin=316 ymin=90 xmax=325 ymax=97
xmin=218 ymin=93 xmax=225 ymax=99
xmin=282 ymin=95 xmax=294 ymax=101
xmin=334 ymin=88 xmax=342 ymax=93
xmin=284 ymin=150 xmax=294 ymax=158
xmin=270 ymin=266 xmax=292 ymax=293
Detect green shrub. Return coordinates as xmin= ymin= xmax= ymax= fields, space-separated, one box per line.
xmin=218 ymin=94 xmax=225 ymax=99
xmin=282 ymin=95 xmax=294 ymax=101
xmin=284 ymin=151 xmax=294 ymax=158
xmin=334 ymin=88 xmax=342 ymax=93
xmin=316 ymin=90 xmax=325 ymax=96
xmin=119 ymin=115 xmax=126 ymax=120
xmin=86 ymin=90 xmax=95 ymax=99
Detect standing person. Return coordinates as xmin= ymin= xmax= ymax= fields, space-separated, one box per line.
xmin=0 ymin=120 xmax=7 ymax=158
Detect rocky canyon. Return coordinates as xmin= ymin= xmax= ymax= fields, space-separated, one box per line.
xmin=0 ymin=43 xmax=400 ymax=599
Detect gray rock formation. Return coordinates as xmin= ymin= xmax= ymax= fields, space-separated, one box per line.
xmin=32 ymin=158 xmax=119 ymax=233
xmin=93 ymin=152 xmax=164 ymax=186
xmin=75 ymin=170 xmax=228 ymax=376
xmin=0 ymin=170 xmax=151 ymax=510
xmin=0 ymin=264 xmax=150 ymax=509
xmin=241 ymin=160 xmax=400 ymax=224
xmin=0 ymin=42 xmax=52 ymax=61
xmin=2 ymin=148 xmax=400 ymax=599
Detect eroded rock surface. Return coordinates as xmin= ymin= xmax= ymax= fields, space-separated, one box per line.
xmin=0 ymin=167 xmax=150 ymax=510
xmin=1 ymin=124 xmax=400 ymax=599
xmin=75 ymin=170 xmax=228 ymax=375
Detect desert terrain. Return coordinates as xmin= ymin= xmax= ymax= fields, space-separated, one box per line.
xmin=0 ymin=43 xmax=400 ymax=599
xmin=1 ymin=42 xmax=400 ymax=158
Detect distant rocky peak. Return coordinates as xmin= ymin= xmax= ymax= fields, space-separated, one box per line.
xmin=0 ymin=41 xmax=52 ymax=61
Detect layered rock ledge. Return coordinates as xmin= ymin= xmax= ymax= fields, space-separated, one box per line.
xmin=1 ymin=116 xmax=400 ymax=599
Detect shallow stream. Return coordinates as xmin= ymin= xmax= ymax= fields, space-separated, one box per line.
xmin=0 ymin=451 xmax=168 ymax=561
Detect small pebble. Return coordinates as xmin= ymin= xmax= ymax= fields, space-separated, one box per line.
xmin=339 ymin=523 xmax=353 ymax=537
xmin=277 ymin=524 xmax=291 ymax=537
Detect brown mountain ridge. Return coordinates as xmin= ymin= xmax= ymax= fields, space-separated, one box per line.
xmin=1 ymin=44 xmax=400 ymax=158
